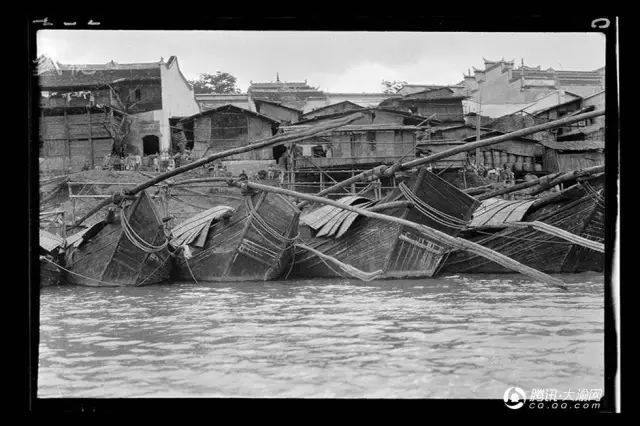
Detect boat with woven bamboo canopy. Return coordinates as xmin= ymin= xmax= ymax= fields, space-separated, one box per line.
xmin=289 ymin=167 xmax=480 ymax=280
xmin=170 ymin=188 xmax=300 ymax=282
xmin=440 ymin=174 xmax=604 ymax=274
xmin=63 ymin=190 xmax=173 ymax=286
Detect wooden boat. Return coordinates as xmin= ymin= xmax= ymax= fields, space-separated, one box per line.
xmin=170 ymin=189 xmax=300 ymax=282
xmin=63 ymin=190 xmax=173 ymax=286
xmin=39 ymin=229 xmax=65 ymax=287
xmin=441 ymin=176 xmax=604 ymax=274
xmin=561 ymin=200 xmax=604 ymax=272
xmin=290 ymin=167 xmax=480 ymax=279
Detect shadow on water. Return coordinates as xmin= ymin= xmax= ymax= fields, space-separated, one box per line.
xmin=38 ymin=272 xmax=604 ymax=398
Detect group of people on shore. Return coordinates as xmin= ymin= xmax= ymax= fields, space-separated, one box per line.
xmin=476 ymin=163 xmax=516 ymax=184
xmin=96 ymin=150 xmax=195 ymax=172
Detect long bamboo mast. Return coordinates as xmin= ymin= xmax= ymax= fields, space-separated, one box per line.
xmin=476 ymin=165 xmax=604 ymax=201
xmin=506 ymin=221 xmax=604 ymax=253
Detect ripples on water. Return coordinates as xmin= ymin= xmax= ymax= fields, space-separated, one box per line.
xmin=38 ymin=273 xmax=604 ymax=398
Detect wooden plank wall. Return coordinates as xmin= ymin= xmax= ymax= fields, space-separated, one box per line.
xmin=40 ymin=109 xmax=116 ymax=171
xmin=191 ymin=113 xmax=274 ymax=161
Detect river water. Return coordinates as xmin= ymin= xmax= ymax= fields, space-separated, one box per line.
xmin=38 ymin=273 xmax=604 ymax=398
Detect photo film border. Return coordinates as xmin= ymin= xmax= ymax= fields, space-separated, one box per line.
xmin=22 ymin=14 xmax=623 ymax=415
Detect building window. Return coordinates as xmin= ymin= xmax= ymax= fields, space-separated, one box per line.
xmin=134 ymin=88 xmax=142 ymax=102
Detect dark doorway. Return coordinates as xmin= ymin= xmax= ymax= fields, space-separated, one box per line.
xmin=182 ymin=120 xmax=195 ymax=150
xmin=143 ymin=135 xmax=160 ymax=155
xmin=273 ymin=144 xmax=287 ymax=163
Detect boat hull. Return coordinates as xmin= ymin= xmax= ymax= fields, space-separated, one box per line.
xmin=173 ymin=191 xmax=300 ymax=282
xmin=64 ymin=191 xmax=173 ymax=287
xmin=441 ymin=181 xmax=604 ymax=274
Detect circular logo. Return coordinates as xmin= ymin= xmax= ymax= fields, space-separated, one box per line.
xmin=504 ymin=387 xmax=526 ymax=409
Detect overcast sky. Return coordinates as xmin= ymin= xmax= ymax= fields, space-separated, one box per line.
xmin=37 ymin=31 xmax=606 ymax=93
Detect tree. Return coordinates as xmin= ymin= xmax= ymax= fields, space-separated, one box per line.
xmin=189 ymin=72 xmax=241 ymax=94
xmin=101 ymin=84 xmax=140 ymax=156
xmin=381 ymin=80 xmax=407 ymax=94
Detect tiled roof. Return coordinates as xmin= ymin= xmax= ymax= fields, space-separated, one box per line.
xmin=400 ymin=87 xmax=465 ymax=101
xmin=196 ymin=93 xmax=249 ymax=100
xmin=39 ymin=65 xmax=161 ymax=89
xmin=301 ymin=101 xmax=364 ymax=116
xmin=182 ymin=104 xmax=279 ymax=124
xmin=509 ymin=67 xmax=604 ymax=85
xmin=530 ymin=98 xmax=584 ymax=116
xmin=253 ymin=99 xmax=303 ymax=113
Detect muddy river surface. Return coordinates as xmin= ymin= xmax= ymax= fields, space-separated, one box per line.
xmin=38 ymin=273 xmax=604 ymax=398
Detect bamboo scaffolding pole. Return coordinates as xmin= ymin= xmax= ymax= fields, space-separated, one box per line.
xmin=70 ymin=112 xmax=365 ymax=227
xmin=67 ymin=181 xmax=163 ymax=186
xmin=527 ymin=165 xmax=605 ymax=197
xmin=504 ymin=221 xmax=604 ymax=253
xmin=297 ymin=109 xmax=605 ymax=208
xmin=475 ymin=173 xmax=561 ymax=200
xmin=463 ymin=183 xmax=495 ymax=196
xmin=168 ymin=177 xmax=232 ymax=186
xmin=477 ymin=221 xmax=604 ymax=253
xmin=230 ymin=180 xmax=566 ymax=288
